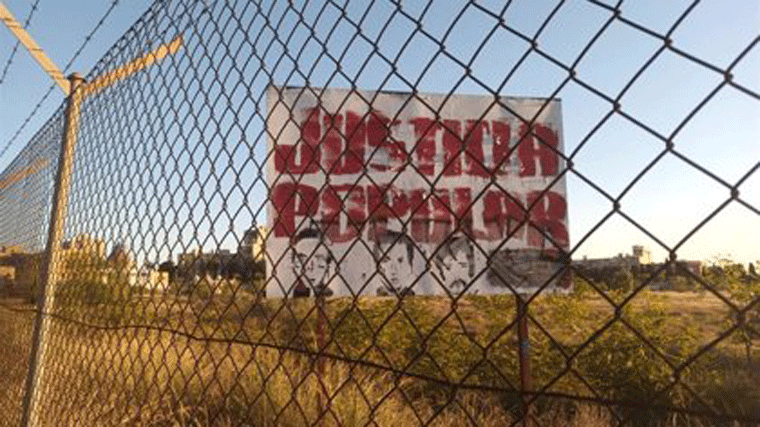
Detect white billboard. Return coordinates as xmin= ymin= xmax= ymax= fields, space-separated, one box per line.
xmin=266 ymin=86 xmax=570 ymax=298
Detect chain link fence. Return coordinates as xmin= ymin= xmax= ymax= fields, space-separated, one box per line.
xmin=0 ymin=0 xmax=758 ymax=425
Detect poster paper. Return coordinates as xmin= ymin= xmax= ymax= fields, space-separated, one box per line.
xmin=266 ymin=86 xmax=570 ymax=298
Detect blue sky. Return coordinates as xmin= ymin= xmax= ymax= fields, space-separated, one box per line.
xmin=0 ymin=0 xmax=757 ymax=265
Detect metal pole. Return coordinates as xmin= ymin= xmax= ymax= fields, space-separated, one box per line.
xmin=516 ymin=293 xmax=534 ymax=427
xmin=316 ymin=294 xmax=327 ymax=426
xmin=21 ymin=73 xmax=85 ymax=427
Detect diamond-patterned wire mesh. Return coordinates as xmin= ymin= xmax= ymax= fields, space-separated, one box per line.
xmin=0 ymin=0 xmax=758 ymax=425
xmin=0 ymin=108 xmax=61 ymax=427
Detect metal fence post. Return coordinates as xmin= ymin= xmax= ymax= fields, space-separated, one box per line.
xmin=20 ymin=72 xmax=85 ymax=427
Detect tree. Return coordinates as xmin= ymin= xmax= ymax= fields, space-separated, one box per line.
xmin=158 ymin=260 xmax=175 ymax=281
xmin=56 ymin=249 xmax=112 ymax=306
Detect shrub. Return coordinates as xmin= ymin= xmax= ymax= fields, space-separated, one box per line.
xmin=574 ymin=293 xmax=697 ymax=426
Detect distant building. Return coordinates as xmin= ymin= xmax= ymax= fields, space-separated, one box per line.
xmin=58 ymin=234 xmax=108 ymax=286
xmin=175 ymin=248 xmax=238 ymax=294
xmin=106 ymin=242 xmax=137 ymax=287
xmin=170 ymin=226 xmax=267 ymax=296
xmin=106 ymin=243 xmax=132 ymax=266
xmin=239 ymin=226 xmax=266 ymax=262
xmin=0 ymin=245 xmax=42 ymax=298
xmin=573 ymin=245 xmax=701 ymax=290
xmin=61 ymin=234 xmax=106 ymax=258
xmin=632 ymin=245 xmax=651 ymax=264
xmin=136 ymin=263 xmax=170 ymax=291
xmin=574 ymin=245 xmax=651 ymax=271
xmin=0 ymin=245 xmax=23 ymax=284
xmin=2 ymin=235 xmax=109 ymax=296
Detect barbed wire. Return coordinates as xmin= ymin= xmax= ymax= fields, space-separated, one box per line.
xmin=0 ymin=0 xmax=43 ymax=86
xmin=0 ymin=0 xmax=122 ymax=162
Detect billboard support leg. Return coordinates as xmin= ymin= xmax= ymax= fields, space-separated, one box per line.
xmin=316 ymin=294 xmax=327 ymax=426
xmin=516 ymin=293 xmax=534 ymax=427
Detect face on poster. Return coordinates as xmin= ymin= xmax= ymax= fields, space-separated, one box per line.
xmin=266 ymin=86 xmax=570 ymax=298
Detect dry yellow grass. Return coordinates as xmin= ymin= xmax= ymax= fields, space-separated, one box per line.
xmin=29 ymin=326 xmax=516 ymax=426
xmin=0 ymin=299 xmax=35 ymax=426
xmin=1 ymin=289 xmax=756 ymax=426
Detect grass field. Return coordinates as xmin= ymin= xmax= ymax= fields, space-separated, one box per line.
xmin=0 ymin=299 xmax=35 ymax=427
xmin=1 ymin=288 xmax=758 ymax=426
